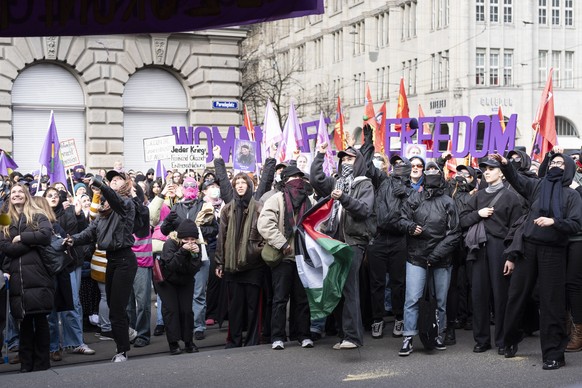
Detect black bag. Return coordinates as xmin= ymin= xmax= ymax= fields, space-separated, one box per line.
xmin=40 ymin=234 xmax=74 ymax=276
xmin=417 ymin=267 xmax=439 ymax=351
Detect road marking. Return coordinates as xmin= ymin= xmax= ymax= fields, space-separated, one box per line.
xmin=343 ymin=371 xmax=396 ymax=381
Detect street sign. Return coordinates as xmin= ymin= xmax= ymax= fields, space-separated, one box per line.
xmin=212 ymin=101 xmax=239 ymax=110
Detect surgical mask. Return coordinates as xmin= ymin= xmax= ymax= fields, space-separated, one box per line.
xmin=208 ymin=187 xmax=221 ymax=199
xmin=372 ymin=159 xmax=383 ymax=170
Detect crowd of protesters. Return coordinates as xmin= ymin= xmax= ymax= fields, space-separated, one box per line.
xmin=0 ymin=125 xmax=581 ymax=372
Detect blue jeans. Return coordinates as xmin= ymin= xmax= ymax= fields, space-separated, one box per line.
xmin=156 ymin=294 xmax=164 ymax=325
xmin=49 ymin=267 xmax=84 ymax=351
xmin=310 ymin=317 xmax=326 ymax=334
xmin=192 ymin=259 xmax=209 ymax=333
xmin=126 ymin=267 xmax=152 ymax=342
xmin=98 ymin=282 xmax=111 ymax=331
xmin=403 ymin=263 xmax=451 ymax=337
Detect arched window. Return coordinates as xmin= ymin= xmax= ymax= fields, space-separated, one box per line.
xmin=123 ymin=68 xmax=188 ymax=172
xmin=12 ymin=64 xmax=85 ymax=174
xmin=555 ymin=116 xmax=578 ymax=137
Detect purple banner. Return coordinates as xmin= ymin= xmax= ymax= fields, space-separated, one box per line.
xmin=0 ymin=0 xmax=324 ymax=37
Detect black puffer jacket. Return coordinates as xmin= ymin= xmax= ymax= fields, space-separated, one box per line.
xmin=400 ymin=166 xmax=461 ymax=268
xmin=0 ymin=213 xmax=54 ymax=319
xmin=160 ymin=237 xmax=201 ymax=285
xmin=160 ymin=198 xmax=219 ymax=250
xmin=72 ymin=184 xmax=136 ymax=251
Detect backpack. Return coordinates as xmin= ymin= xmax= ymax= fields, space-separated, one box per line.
xmin=417 ymin=267 xmax=439 ymax=350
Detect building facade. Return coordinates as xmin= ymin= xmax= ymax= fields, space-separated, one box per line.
xmin=244 ymin=0 xmax=582 ymax=154
xmin=0 ymin=28 xmax=247 ymax=174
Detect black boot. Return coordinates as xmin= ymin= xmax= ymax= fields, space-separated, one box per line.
xmin=184 ymin=341 xmax=199 ymax=353
xmin=444 ymin=326 xmax=456 ymax=346
xmin=169 ymin=342 xmax=182 ymax=355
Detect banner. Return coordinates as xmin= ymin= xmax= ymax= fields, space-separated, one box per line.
xmin=0 ymin=1 xmax=324 ymax=37
xmin=59 ymin=139 xmax=80 ymax=168
xmin=170 ymin=144 xmax=205 ymax=170
xmin=143 ymin=135 xmax=175 ymax=162
xmin=233 ymin=139 xmax=257 ymax=172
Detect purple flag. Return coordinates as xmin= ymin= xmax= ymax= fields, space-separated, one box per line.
xmin=156 ymin=159 xmax=167 ymax=181
xmin=0 ymin=1 xmax=323 ymax=37
xmin=315 ymin=112 xmax=334 ymax=176
xmin=0 ymin=149 xmax=18 ymax=172
xmin=0 ymin=152 xmax=9 ymax=176
xmin=39 ymin=111 xmax=67 ymax=186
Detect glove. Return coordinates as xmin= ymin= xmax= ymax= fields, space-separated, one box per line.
xmin=363 ymin=124 xmax=373 ymax=143
xmin=392 ymin=182 xmax=406 ymax=198
xmin=165 ymin=211 xmax=178 ymax=228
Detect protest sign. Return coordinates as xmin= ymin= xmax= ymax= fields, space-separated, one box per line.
xmin=233 ymin=139 xmax=257 ymax=172
xmin=59 ymin=139 xmax=80 ymax=168
xmin=170 ymin=144 xmax=206 ymax=170
xmin=144 ymin=135 xmax=174 ymax=162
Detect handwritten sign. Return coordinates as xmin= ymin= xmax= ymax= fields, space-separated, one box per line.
xmin=143 ymin=135 xmax=174 ymax=162
xmin=60 ymin=139 xmax=80 ymax=168
xmin=170 ymin=144 xmax=206 ymax=170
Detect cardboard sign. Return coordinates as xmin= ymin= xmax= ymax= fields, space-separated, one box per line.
xmin=143 ymin=135 xmax=174 ymax=162
xmin=60 ymin=139 xmax=80 ymax=168
xmin=170 ymin=144 xmax=206 ymax=170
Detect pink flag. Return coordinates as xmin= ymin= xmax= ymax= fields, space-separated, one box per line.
xmin=315 ymin=111 xmax=334 ymax=176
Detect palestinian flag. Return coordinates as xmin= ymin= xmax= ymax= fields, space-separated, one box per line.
xmin=295 ymin=196 xmax=353 ymax=320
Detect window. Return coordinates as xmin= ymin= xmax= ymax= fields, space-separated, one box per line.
xmin=489 ymin=49 xmax=499 ymax=85
xmin=538 ymin=50 xmax=548 ymax=86
xmin=503 ymin=0 xmax=512 ymax=23
xmin=377 ymin=67 xmax=385 ymax=99
xmin=431 ymin=54 xmax=437 ymax=90
xmin=442 ymin=53 xmax=448 ymax=89
xmin=331 ymin=0 xmax=342 ymax=13
xmin=552 ymin=0 xmax=560 ymax=25
xmin=314 ymin=38 xmax=323 ymax=69
xmin=296 ymin=45 xmax=305 ymax=72
xmin=552 ymin=50 xmax=561 ymax=87
xmin=412 ymin=59 xmax=418 ymax=94
xmin=476 ymin=49 xmax=486 ymax=85
xmin=503 ymin=50 xmax=513 ymax=86
xmin=490 ymin=0 xmax=499 ymax=22
xmin=565 ymin=0 xmax=573 ymax=26
xmin=376 ymin=12 xmax=389 ymax=47
xmin=565 ymin=51 xmax=574 ymax=88
xmin=353 ymin=73 xmax=365 ymax=105
xmin=352 ymin=21 xmax=365 ymax=55
xmin=476 ymin=0 xmax=485 ymax=21
xmin=538 ymin=0 xmax=547 ymax=24
xmin=556 ymin=117 xmax=578 ymax=136
xmin=410 ymin=2 xmax=417 ymax=37
xmin=296 ymin=16 xmax=306 ymax=30
xmin=333 ymin=30 xmax=343 ymax=62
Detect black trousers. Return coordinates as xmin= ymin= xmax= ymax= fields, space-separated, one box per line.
xmin=205 ymin=250 xmax=220 ymax=321
xmin=472 ymin=236 xmax=509 ymax=347
xmin=105 ymin=251 xmax=137 ymax=354
xmin=20 ymin=313 xmax=50 ymax=372
xmin=457 ymin=260 xmax=473 ymax=324
xmin=271 ymin=261 xmax=310 ymax=343
xmin=567 ymin=240 xmax=582 ymax=323
xmin=367 ymin=235 xmax=406 ymax=321
xmin=504 ymin=242 xmax=568 ymax=362
xmin=226 ymin=280 xmax=262 ymax=347
xmin=157 ymin=280 xmax=195 ymax=344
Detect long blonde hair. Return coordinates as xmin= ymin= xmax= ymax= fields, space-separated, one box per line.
xmin=32 ymin=196 xmax=57 ymax=223
xmin=2 ymin=183 xmax=45 ymax=237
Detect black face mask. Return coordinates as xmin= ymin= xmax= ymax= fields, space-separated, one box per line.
xmin=425 ymin=174 xmax=442 ymax=189
xmin=454 ymin=175 xmax=467 ymax=185
xmin=511 ymin=160 xmax=522 ymax=171
xmin=304 ymin=181 xmax=314 ymax=197
xmin=393 ymin=164 xmax=411 ymax=178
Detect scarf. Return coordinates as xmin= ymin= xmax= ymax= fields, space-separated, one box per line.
xmin=328 ymin=164 xmax=354 ymax=235
xmin=224 ymin=188 xmax=254 ymax=272
xmin=411 ymin=175 xmax=424 ymax=192
xmin=282 ymin=179 xmax=309 ymax=239
xmin=485 ymin=181 xmax=504 ymax=193
xmin=539 ymin=167 xmax=564 ymax=219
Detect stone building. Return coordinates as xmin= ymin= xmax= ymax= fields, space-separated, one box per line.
xmin=0 ymin=28 xmax=246 ymax=173
xmin=243 ymin=0 xmax=582 ymax=155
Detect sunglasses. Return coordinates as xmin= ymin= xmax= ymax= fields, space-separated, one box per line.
xmin=183 ymin=183 xmax=197 ymax=188
xmin=46 ymin=193 xmax=58 ymax=199
xmin=411 ymin=163 xmax=423 ymax=168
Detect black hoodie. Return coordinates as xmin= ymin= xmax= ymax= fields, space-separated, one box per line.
xmin=501 ymin=153 xmax=582 ymax=246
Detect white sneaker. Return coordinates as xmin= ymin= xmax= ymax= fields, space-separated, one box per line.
xmin=111 ymin=352 xmax=128 ymax=362
xmin=89 ymin=314 xmax=100 ymax=326
xmin=339 ymin=340 xmax=359 ymax=349
xmin=371 ymin=321 xmax=384 ymax=338
xmin=71 ymin=344 xmax=96 ymax=355
xmin=393 ymin=319 xmax=404 ymax=337
xmin=332 ymin=342 xmax=342 ymax=350
xmin=272 ymin=340 xmax=284 ymax=350
xmin=301 ymin=339 xmax=314 ymax=348
xmin=128 ymin=327 xmax=138 ymax=342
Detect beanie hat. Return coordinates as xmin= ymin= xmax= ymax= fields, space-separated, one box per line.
xmin=74 ymin=182 xmax=86 ymax=194
xmin=176 ymin=219 xmax=199 ymax=239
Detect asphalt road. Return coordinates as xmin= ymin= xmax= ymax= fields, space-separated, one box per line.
xmin=1 ymin=319 xmax=581 ymax=388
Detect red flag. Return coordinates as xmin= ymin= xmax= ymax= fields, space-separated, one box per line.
xmin=363 ymin=83 xmax=377 ymax=135
xmin=375 ymin=102 xmax=386 ymax=153
xmin=445 ymin=140 xmax=457 ymax=179
xmin=334 ymin=97 xmax=346 ymax=151
xmin=418 ymin=104 xmax=433 ymax=151
xmin=497 ymin=106 xmax=506 ymax=133
xmin=531 ymin=68 xmax=557 ymax=163
xmin=395 ymin=78 xmax=409 ymax=132
xmin=243 ymin=104 xmax=255 ymax=141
